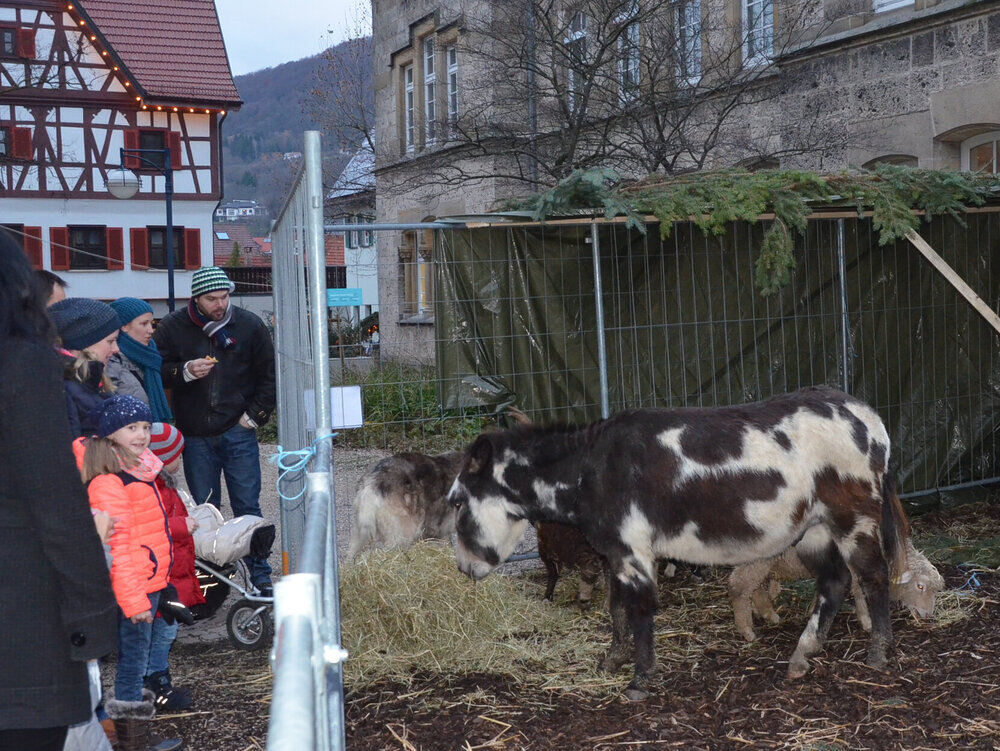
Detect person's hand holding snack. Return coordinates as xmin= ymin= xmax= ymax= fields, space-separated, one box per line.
xmin=185 ymin=356 xmax=217 ymax=379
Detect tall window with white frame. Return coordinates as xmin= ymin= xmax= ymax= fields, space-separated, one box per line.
xmin=676 ymin=0 xmax=701 ymax=85
xmin=403 ymin=64 xmax=415 ymax=153
xmin=446 ymin=45 xmax=458 ymax=133
xmin=566 ymin=11 xmax=588 ymax=113
xmin=617 ymin=6 xmax=640 ymax=101
xmin=744 ymin=0 xmax=773 ymax=66
xmin=424 ymin=39 xmax=437 ymax=145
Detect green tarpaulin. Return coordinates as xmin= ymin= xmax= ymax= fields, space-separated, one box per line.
xmin=435 ymin=211 xmax=1000 ymax=508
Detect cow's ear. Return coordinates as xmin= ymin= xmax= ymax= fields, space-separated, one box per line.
xmin=467 ymin=435 xmax=493 ymax=474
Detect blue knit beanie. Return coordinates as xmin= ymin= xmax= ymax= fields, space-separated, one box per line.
xmin=48 ymin=298 xmax=122 ymax=351
xmin=93 ymin=394 xmax=153 ymax=438
xmin=110 ymin=297 xmax=153 ymax=327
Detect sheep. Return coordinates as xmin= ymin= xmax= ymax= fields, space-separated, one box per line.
xmin=728 ymin=539 xmax=945 ymax=642
xmin=346 ymin=451 xmax=464 ymax=560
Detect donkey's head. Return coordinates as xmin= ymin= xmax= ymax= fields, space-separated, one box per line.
xmin=448 ymin=432 xmax=530 ymax=581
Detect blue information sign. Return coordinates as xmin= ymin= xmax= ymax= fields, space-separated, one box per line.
xmin=326 ymin=288 xmax=364 ymax=307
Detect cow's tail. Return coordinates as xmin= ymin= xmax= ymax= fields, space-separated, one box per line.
xmin=880 ymin=464 xmax=911 ymax=583
xmin=347 ymin=480 xmax=381 ymax=561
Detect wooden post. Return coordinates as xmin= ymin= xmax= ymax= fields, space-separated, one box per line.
xmin=905 ymin=228 xmax=1000 ymax=337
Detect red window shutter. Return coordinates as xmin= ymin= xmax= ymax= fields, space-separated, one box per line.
xmin=12 ymin=127 xmax=32 ymax=160
xmin=183 ymin=228 xmax=201 ymax=269
xmin=124 ymin=129 xmax=140 ymax=169
xmin=106 ymin=227 xmax=124 ymax=270
xmin=130 ymin=228 xmax=149 ymax=269
xmin=16 ymin=28 xmax=35 ymax=59
xmin=167 ymin=131 xmax=182 ymax=170
xmin=23 ymin=226 xmax=42 ymax=269
xmin=50 ymin=227 xmax=70 ymax=271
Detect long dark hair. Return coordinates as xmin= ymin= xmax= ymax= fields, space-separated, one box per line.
xmin=0 ymin=229 xmax=56 ymax=343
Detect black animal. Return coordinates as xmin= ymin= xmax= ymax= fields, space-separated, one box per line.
xmin=446 ymin=387 xmax=910 ymax=701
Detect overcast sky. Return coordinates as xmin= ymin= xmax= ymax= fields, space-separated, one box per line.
xmin=216 ymin=0 xmax=370 ymax=76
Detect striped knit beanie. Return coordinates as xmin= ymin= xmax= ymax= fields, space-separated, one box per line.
xmin=149 ymin=422 xmax=185 ymax=466
xmin=190 ymin=266 xmax=235 ymax=298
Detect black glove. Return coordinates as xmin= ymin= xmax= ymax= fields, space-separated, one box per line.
xmin=158 ymin=583 xmax=195 ymax=626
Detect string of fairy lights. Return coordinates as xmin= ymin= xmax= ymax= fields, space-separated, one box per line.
xmin=63 ymin=2 xmax=229 ymax=117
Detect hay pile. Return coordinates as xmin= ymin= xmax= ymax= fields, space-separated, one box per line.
xmin=339 ymin=541 xmax=614 ymax=690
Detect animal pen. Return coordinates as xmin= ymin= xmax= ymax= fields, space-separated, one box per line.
xmin=265 ymin=133 xmax=1000 ymax=749
xmin=432 ymin=208 xmax=1000 ymax=506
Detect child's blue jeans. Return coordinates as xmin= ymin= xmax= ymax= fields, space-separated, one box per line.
xmin=115 ymin=589 xmax=163 ymax=702
xmin=145 ymin=616 xmax=179 ymax=676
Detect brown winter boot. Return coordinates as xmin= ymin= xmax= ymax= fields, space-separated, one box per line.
xmin=105 ymin=694 xmax=154 ymax=751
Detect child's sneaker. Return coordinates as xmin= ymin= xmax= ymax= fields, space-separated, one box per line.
xmin=143 ymin=671 xmax=192 ymax=711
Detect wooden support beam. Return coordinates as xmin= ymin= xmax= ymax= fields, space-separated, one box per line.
xmin=905 ymin=228 xmax=1000 ymax=337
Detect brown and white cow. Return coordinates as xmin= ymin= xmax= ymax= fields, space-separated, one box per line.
xmin=446 ymin=386 xmax=910 ymax=701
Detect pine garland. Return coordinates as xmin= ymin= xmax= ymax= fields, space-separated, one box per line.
xmin=511 ymin=166 xmax=1000 ymax=295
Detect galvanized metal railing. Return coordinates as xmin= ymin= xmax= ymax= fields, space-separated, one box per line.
xmin=267 ymin=131 xmax=346 ymax=751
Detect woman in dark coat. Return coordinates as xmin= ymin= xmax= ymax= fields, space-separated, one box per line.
xmin=0 ymin=233 xmax=117 ymax=750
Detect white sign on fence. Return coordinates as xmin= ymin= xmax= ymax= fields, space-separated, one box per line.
xmin=303 ymin=386 xmax=364 ymax=431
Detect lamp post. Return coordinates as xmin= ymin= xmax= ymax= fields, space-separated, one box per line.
xmin=106 ymin=146 xmax=176 ymax=311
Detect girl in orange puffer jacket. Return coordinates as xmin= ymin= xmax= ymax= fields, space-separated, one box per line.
xmin=80 ymin=395 xmax=177 ymax=742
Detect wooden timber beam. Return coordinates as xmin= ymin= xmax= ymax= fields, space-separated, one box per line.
xmin=905 ymin=228 xmax=1000 ymax=337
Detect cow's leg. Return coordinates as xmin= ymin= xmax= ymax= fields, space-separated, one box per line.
xmin=621 ymin=575 xmax=658 ymax=701
xmin=751 ymin=584 xmax=781 ymax=625
xmin=849 ymin=574 xmax=872 ymax=631
xmin=598 ymin=569 xmax=631 ymax=673
xmin=542 ymin=557 xmax=559 ymax=601
xmin=787 ymin=541 xmax=850 ymax=679
xmin=841 ymin=533 xmax=892 ymax=669
xmin=728 ymin=560 xmax=770 ymax=642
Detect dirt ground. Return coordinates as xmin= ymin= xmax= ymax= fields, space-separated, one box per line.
xmin=162 ymin=502 xmax=1000 ymax=750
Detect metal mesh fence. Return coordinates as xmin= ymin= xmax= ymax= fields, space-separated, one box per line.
xmin=426 ymin=211 xmax=1000 ymax=505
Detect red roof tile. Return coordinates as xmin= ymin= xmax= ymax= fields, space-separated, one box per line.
xmin=79 ymin=0 xmax=241 ymax=107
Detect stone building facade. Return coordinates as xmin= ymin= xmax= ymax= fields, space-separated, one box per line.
xmin=373 ymin=0 xmax=1000 ymax=363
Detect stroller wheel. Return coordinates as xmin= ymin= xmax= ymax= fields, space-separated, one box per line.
xmin=226 ymin=598 xmax=273 ymax=651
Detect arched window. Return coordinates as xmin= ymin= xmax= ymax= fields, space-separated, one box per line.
xmin=963 ymin=131 xmax=1000 ymax=173
xmin=863 ymin=154 xmax=918 ymax=168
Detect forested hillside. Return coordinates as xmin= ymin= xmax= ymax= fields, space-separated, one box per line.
xmin=221 ymin=36 xmax=373 ymax=230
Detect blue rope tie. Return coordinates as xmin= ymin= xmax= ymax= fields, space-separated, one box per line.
xmin=955 ymin=562 xmax=985 ymax=594
xmin=270 ymin=433 xmax=335 ymax=502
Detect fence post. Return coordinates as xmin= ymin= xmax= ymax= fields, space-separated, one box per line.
xmin=302 ymin=130 xmax=347 ymax=751
xmin=591 ymin=222 xmax=610 ymax=419
xmin=835 ymin=218 xmax=852 ymax=393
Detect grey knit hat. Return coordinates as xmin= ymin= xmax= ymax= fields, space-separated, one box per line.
xmin=190 ymin=266 xmax=235 ymax=298
xmin=49 ymin=298 xmax=122 ymax=351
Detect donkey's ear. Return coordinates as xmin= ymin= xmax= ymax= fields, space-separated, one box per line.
xmin=467 ymin=435 xmax=494 ymax=474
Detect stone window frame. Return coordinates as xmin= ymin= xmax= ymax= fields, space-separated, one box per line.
xmin=872 ymin=0 xmax=913 ymax=12
xmin=742 ymin=0 xmax=773 ymax=68
xmin=398 ymin=226 xmax=435 ymax=322
xmin=675 ymin=0 xmax=702 ymax=86
xmin=393 ymin=22 xmax=462 ymax=156
xmin=615 ymin=2 xmax=641 ymax=102
xmin=962 ymin=131 xmax=1000 ymax=174
xmin=424 ymin=38 xmax=437 ymax=145
xmin=565 ymin=9 xmax=589 ymax=113
xmin=446 ymin=44 xmax=459 ymax=130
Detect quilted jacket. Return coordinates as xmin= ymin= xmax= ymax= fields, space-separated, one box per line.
xmin=86 ymin=466 xmax=174 ymax=618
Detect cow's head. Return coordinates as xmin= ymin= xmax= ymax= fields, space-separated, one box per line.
xmin=892 ymin=563 xmax=945 ymax=619
xmin=448 ymin=432 xmax=530 ymax=581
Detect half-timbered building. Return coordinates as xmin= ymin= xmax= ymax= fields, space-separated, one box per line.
xmin=0 ymin=0 xmax=241 ymax=312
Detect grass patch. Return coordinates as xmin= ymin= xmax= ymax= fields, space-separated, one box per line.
xmin=334 ymin=363 xmax=494 ymax=453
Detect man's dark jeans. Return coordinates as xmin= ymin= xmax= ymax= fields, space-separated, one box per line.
xmin=183 ymin=423 xmax=273 ymax=589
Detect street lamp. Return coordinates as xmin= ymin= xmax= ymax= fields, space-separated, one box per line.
xmin=105 ymin=146 xmax=176 ymax=311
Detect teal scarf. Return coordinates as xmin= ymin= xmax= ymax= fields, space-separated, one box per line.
xmin=117 ymin=332 xmax=173 ymax=423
